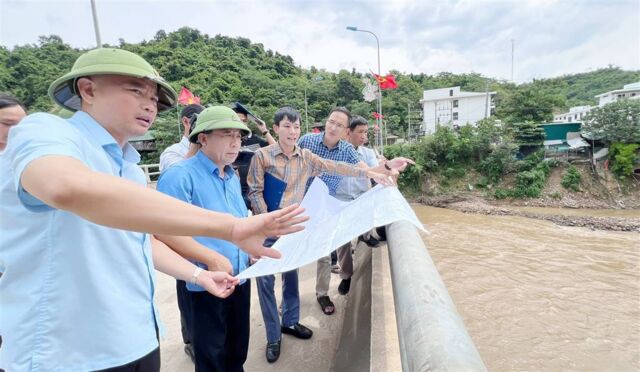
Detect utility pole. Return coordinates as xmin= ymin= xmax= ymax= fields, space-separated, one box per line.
xmin=407 ymin=102 xmax=411 ymax=143
xmin=484 ymin=80 xmax=489 ymax=119
xmin=90 ymin=0 xmax=102 ymax=47
xmin=304 ymin=86 xmax=309 ymax=133
xmin=511 ymin=38 xmax=515 ymax=82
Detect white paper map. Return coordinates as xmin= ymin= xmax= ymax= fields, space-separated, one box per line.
xmin=236 ymin=178 xmax=428 ymax=280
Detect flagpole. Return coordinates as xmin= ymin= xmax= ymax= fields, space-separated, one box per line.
xmin=347 ymin=26 xmax=384 ymax=156
xmin=376 ymin=36 xmax=384 ymax=156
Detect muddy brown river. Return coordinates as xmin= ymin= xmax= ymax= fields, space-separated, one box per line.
xmin=415 ymin=205 xmax=639 ymax=371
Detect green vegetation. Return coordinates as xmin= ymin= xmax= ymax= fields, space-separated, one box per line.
xmin=504 ymin=151 xmax=552 ymax=198
xmin=1 ymin=28 xmax=638 ymax=188
xmin=582 ymin=100 xmax=640 ymax=181
xmin=582 ymin=100 xmax=640 ymax=144
xmin=609 ymin=143 xmax=640 ymax=180
xmin=561 ymin=165 xmax=582 ymax=192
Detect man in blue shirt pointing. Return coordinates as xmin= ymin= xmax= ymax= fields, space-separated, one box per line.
xmin=0 ymin=48 xmax=307 ymax=372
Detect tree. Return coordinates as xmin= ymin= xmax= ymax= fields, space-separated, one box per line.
xmin=496 ymin=84 xmax=565 ymax=123
xmin=509 ymin=121 xmax=545 ymax=147
xmin=582 ymin=99 xmax=640 ymax=144
xmin=1 ymin=28 xmax=638 ymax=166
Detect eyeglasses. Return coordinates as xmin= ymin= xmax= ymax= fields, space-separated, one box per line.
xmin=208 ymin=131 xmax=248 ymax=142
xmin=325 ymin=119 xmax=347 ymax=129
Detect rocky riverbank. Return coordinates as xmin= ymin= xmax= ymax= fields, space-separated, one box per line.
xmin=420 ymin=195 xmax=640 ymax=232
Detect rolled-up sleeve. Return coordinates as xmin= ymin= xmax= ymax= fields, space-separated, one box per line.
xmin=7 ymin=113 xmax=85 ymax=212
xmin=307 ymin=149 xmax=367 ymax=178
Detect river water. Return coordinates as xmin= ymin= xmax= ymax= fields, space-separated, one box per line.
xmin=415 ymin=205 xmax=639 ymax=371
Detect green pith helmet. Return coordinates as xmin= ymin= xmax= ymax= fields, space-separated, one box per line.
xmin=48 ymin=48 xmax=177 ymax=113
xmin=189 ymin=106 xmax=251 ymax=143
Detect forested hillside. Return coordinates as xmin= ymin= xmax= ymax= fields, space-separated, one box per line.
xmin=2 ymin=27 xmax=638 ymax=146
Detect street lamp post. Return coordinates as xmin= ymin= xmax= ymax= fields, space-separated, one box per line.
xmin=346 ymin=26 xmax=384 ymax=156
xmin=90 ymin=0 xmax=102 ymax=47
xmin=304 ymin=85 xmax=309 ymax=133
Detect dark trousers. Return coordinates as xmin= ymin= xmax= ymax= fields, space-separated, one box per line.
xmin=190 ymin=280 xmax=251 ymax=372
xmin=257 ymin=270 xmax=300 ymax=343
xmin=94 ymin=347 xmax=160 ymax=372
xmin=176 ymin=279 xmax=191 ymax=344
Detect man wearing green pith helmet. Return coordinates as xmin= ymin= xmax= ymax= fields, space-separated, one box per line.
xmin=0 ymin=48 xmax=308 ymax=371
xmin=156 ymin=106 xmax=255 ymax=371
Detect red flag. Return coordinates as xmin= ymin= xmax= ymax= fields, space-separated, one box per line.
xmin=372 ymin=73 xmax=398 ymax=90
xmin=178 ymin=87 xmax=201 ymax=105
xmin=372 ymin=112 xmax=384 ymax=119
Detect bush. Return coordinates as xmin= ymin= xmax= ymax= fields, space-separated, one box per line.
xmin=513 ymin=169 xmax=546 ymax=198
xmin=546 ymin=158 xmax=561 ymax=168
xmin=475 ymin=177 xmax=490 ymax=189
xmin=536 ymin=160 xmax=551 ymax=177
xmin=493 ymin=188 xmax=510 ymax=199
xmin=444 ymin=167 xmax=466 ymax=179
xmin=478 ymin=143 xmax=517 ymax=183
xmin=561 ymin=165 xmax=582 ymax=192
xmin=609 ymin=143 xmax=639 ymax=179
xmin=384 ymin=142 xmax=428 ymax=192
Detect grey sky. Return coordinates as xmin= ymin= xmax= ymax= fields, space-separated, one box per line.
xmin=1 ymin=0 xmax=638 ymax=82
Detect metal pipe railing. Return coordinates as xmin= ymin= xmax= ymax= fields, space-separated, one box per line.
xmin=386 ymin=221 xmax=487 ymax=372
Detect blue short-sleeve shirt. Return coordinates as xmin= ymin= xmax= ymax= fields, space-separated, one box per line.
xmin=157 ymin=151 xmax=249 ymax=289
xmin=298 ymin=133 xmax=361 ymax=195
xmin=0 ymin=112 xmax=160 ymax=371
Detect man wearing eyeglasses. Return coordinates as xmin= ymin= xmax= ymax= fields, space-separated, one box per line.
xmin=156 ymin=105 xmax=254 ymax=371
xmin=298 ymin=107 xmax=413 ymax=316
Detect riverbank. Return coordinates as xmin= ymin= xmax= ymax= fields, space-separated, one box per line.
xmin=412 ymin=164 xmax=640 ymax=232
xmin=420 ymin=195 xmax=640 ymax=232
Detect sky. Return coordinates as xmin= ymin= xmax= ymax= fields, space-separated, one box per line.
xmin=1 ymin=0 xmax=639 ymax=83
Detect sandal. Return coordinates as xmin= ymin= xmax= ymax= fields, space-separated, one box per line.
xmin=317 ymin=295 xmax=335 ymax=315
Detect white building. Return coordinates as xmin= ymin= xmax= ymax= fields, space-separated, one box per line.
xmin=552 ymin=81 xmax=640 ymax=123
xmin=595 ymin=82 xmax=640 ymax=107
xmin=420 ymin=86 xmax=496 ymax=135
xmin=553 ymin=105 xmax=592 ymax=123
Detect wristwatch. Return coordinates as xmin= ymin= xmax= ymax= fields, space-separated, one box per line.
xmin=190 ymin=267 xmax=203 ymax=285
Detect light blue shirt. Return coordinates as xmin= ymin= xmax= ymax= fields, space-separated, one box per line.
xmin=0 ymin=112 xmax=160 ymax=371
xmin=335 ymin=145 xmax=378 ymax=201
xmin=157 ymin=151 xmax=249 ymax=289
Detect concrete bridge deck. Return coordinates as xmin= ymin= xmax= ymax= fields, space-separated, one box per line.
xmin=156 ymin=242 xmax=400 ymax=372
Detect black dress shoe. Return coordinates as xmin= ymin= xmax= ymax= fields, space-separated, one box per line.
xmin=338 ymin=278 xmax=351 ymax=295
xmin=266 ymin=340 xmax=281 ymax=363
xmin=281 ymin=322 xmax=313 ymax=339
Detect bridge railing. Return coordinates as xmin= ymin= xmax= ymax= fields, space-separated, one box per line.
xmin=333 ymin=221 xmax=487 ymax=372
xmin=140 ymin=163 xmax=161 ymax=184
xmin=386 ymin=221 xmax=487 ymax=372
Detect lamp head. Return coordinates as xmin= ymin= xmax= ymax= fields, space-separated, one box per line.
xmin=346 ymin=26 xmax=358 ymax=31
